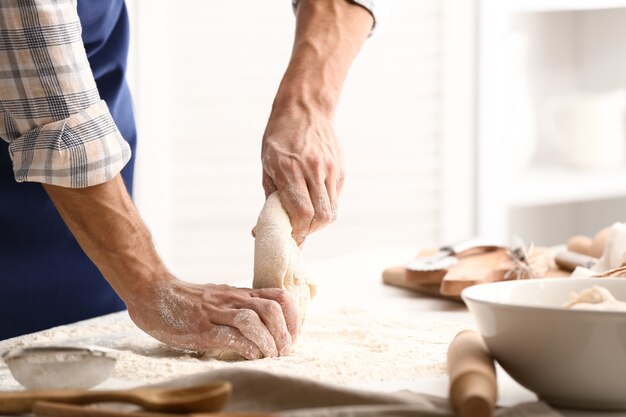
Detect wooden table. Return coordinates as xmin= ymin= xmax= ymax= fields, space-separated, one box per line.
xmin=0 ymin=247 xmax=618 ymax=417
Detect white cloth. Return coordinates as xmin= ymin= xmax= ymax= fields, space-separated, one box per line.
xmin=592 ymin=222 xmax=626 ymax=272
xmin=150 ymin=368 xmax=563 ymax=417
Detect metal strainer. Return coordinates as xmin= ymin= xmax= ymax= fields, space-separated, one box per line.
xmin=2 ymin=345 xmax=118 ymax=390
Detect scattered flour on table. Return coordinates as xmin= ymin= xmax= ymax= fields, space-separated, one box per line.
xmin=0 ymin=308 xmax=469 ymax=389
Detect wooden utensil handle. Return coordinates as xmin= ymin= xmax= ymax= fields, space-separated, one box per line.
xmin=33 ymin=401 xmax=172 ymax=417
xmin=33 ymin=401 xmax=278 ymax=417
xmin=447 ymin=330 xmax=497 ymax=417
xmin=0 ymin=389 xmax=148 ymax=414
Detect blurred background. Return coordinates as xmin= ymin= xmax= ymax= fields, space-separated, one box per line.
xmin=124 ymin=0 xmax=626 ymax=284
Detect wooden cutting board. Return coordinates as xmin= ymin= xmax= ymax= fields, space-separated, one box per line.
xmin=383 ymin=246 xmax=569 ymax=298
xmin=439 ymin=248 xmax=515 ymax=296
xmin=405 ymin=247 xmax=500 ymax=284
xmin=382 ymin=266 xmax=461 ymax=301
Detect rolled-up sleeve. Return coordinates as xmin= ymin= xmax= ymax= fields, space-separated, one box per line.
xmin=0 ymin=0 xmax=131 ymax=188
xmin=292 ymin=0 xmax=391 ymax=35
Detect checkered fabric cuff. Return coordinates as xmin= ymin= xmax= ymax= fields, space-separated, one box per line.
xmin=9 ymin=100 xmax=131 ymax=188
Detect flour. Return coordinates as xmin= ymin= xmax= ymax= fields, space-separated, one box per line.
xmin=0 ymin=307 xmax=469 ymax=389
xmin=155 ymin=284 xmax=190 ymax=332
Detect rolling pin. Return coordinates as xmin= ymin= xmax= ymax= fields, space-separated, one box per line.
xmin=567 ymin=227 xmax=610 ymax=258
xmin=447 ymin=330 xmax=497 ymax=417
xmin=554 ymin=251 xmax=597 ymax=272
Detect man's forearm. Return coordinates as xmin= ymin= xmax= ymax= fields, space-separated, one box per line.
xmin=260 ymin=0 xmax=372 ymax=241
xmin=273 ymin=0 xmax=373 ymax=115
xmin=42 ymin=175 xmax=168 ymax=309
xmin=43 ymin=175 xmax=298 ymax=358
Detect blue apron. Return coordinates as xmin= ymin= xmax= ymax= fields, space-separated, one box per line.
xmin=0 ymin=0 xmax=136 ymax=339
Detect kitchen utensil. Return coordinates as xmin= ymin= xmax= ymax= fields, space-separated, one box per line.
xmin=567 ymin=228 xmax=610 ymax=258
xmin=567 ymin=235 xmax=593 ymax=256
xmin=439 ymin=248 xmax=516 ymax=296
xmin=554 ymin=251 xmax=597 ymax=272
xmin=447 ymin=330 xmax=497 ymax=417
xmin=405 ymin=249 xmax=448 ymax=284
xmin=2 ymin=346 xmax=118 ymax=390
xmin=381 ymin=266 xmax=460 ymax=301
xmin=406 ymin=239 xmax=501 ymax=272
xmin=463 ymin=278 xmax=626 ymax=410
xmin=32 ymin=401 xmax=274 ymax=417
xmin=541 ymin=90 xmax=626 ymax=170
xmin=0 ymin=383 xmax=231 ymax=414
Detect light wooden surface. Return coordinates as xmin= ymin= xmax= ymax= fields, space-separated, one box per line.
xmin=0 ymin=248 xmax=619 ymax=417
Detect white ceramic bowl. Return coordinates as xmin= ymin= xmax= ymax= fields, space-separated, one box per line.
xmin=462 ymin=278 xmax=626 ymax=410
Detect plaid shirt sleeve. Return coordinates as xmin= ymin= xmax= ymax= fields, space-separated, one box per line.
xmin=292 ymin=0 xmax=391 ymax=35
xmin=0 ymin=0 xmax=131 ymax=188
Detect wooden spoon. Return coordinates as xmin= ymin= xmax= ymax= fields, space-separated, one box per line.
xmin=0 ymin=383 xmax=231 ymax=414
xmin=32 ymin=401 xmax=275 ymax=417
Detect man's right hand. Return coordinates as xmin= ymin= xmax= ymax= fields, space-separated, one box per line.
xmin=127 ymin=278 xmax=299 ymax=359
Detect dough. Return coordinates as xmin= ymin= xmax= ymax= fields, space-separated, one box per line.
xmin=253 ymin=192 xmax=316 ymax=326
xmin=564 ymin=285 xmax=626 ymax=311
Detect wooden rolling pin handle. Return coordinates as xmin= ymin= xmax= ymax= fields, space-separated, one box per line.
xmin=452 ymin=373 xmax=494 ymax=417
xmin=447 ymin=330 xmax=497 ymax=417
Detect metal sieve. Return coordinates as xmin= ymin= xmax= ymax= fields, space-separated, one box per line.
xmin=2 ymin=345 xmax=118 ymax=390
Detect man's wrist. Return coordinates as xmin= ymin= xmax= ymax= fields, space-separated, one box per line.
xmin=101 ymin=246 xmax=173 ymax=305
xmin=273 ymin=62 xmax=341 ymax=118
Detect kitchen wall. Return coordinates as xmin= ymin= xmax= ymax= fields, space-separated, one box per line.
xmin=126 ymin=1 xmax=447 ymax=283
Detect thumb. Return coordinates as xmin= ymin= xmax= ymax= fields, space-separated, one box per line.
xmin=262 ymin=170 xmax=278 ymax=198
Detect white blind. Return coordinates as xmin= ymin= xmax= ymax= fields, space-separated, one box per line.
xmin=130 ymin=0 xmax=443 ymax=284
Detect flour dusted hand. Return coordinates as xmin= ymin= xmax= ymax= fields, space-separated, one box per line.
xmin=127 ymin=279 xmax=298 ymax=360
xmin=253 ymin=192 xmax=316 ymax=331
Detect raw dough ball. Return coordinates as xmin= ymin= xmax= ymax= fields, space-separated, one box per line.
xmin=253 ymin=192 xmax=316 ymax=326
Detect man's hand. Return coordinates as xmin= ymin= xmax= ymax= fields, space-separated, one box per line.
xmin=261 ymin=0 xmax=372 ymax=244
xmin=43 ymin=175 xmax=297 ymax=358
xmin=129 ymin=278 xmax=298 ymax=359
xmin=262 ymin=110 xmax=344 ymax=245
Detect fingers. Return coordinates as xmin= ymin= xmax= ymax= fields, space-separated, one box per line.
xmin=274 ymin=174 xmax=314 ymax=245
xmin=211 ymin=308 xmax=278 ymax=358
xmin=152 ymin=325 xmax=264 ymax=360
xmin=326 ymin=170 xmax=343 ymax=219
xmin=262 ymin=170 xmax=277 ymax=198
xmin=204 ymin=326 xmax=263 ymax=360
xmin=307 ymin=180 xmax=333 ymax=235
xmin=252 ymin=288 xmax=300 ymax=342
xmin=268 ymin=158 xmax=341 ymax=242
xmin=246 ymin=298 xmax=292 ymax=355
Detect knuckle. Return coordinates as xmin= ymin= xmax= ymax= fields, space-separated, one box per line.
xmin=297 ymin=203 xmax=315 ymax=221
xmin=318 ymin=208 xmax=334 ymax=224
xmin=273 ymin=288 xmax=291 ymax=306
xmin=277 ymin=157 xmax=298 ymax=175
xmin=262 ymin=300 xmax=283 ymax=317
xmin=305 ymin=156 xmax=324 ymax=172
xmin=233 ymin=309 xmax=258 ymax=326
xmin=325 ymin=162 xmax=339 ymax=178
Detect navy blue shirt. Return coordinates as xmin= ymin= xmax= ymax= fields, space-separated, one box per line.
xmin=0 ymin=0 xmax=137 ymax=340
